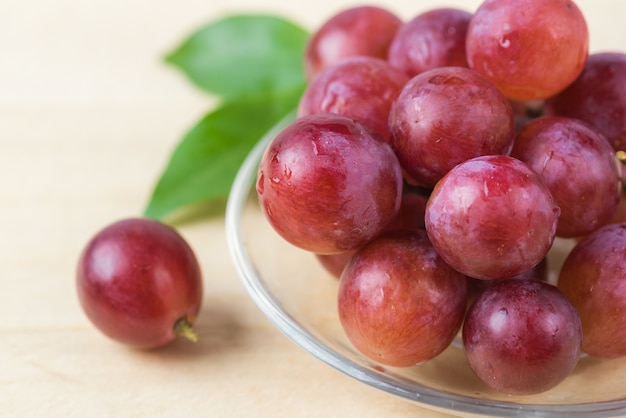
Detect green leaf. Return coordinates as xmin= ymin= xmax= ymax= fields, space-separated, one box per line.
xmin=165 ymin=15 xmax=309 ymax=100
xmin=144 ymin=85 xmax=304 ymax=220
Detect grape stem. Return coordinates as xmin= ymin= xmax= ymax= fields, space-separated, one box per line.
xmin=617 ymin=151 xmax=626 ymax=189
xmin=174 ymin=317 xmax=199 ymax=342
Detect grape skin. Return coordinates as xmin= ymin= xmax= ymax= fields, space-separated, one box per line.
xmin=425 ymin=155 xmax=559 ymax=280
xmin=298 ymin=56 xmax=409 ymax=142
xmin=389 ymin=66 xmax=515 ymax=188
xmin=557 ymin=223 xmax=626 ymax=358
xmin=257 ymin=114 xmax=403 ymax=254
xmin=463 ymin=279 xmax=582 ymax=395
xmin=338 ymin=230 xmax=467 ymax=367
xmin=303 ymin=6 xmax=402 ymax=80
xmin=388 ymin=7 xmax=472 ymax=78
xmin=465 ymin=0 xmax=589 ymax=101
xmin=76 ymin=218 xmax=203 ymax=349
xmin=545 ymin=52 xmax=626 ymax=153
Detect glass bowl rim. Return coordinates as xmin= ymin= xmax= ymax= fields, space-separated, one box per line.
xmin=225 ymin=112 xmax=626 ymax=417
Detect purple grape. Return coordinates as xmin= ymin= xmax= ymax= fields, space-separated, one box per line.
xmin=303 ymin=6 xmax=402 ymax=80
xmin=338 ymin=230 xmax=467 ymax=367
xmin=463 ymin=279 xmax=582 ymax=395
xmin=545 ymin=52 xmax=626 ymax=153
xmin=298 ymin=56 xmax=409 ymax=142
xmin=388 ymin=66 xmax=515 ymax=188
xmin=512 ymin=116 xmax=622 ymax=237
xmin=388 ymin=7 xmax=472 ymax=78
xmin=425 ymin=155 xmax=559 ymax=280
xmin=257 ymin=114 xmax=403 ymax=254
xmin=557 ymin=223 xmax=626 ymax=358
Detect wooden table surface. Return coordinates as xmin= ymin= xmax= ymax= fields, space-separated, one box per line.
xmin=2 ymin=1 xmax=624 ymax=416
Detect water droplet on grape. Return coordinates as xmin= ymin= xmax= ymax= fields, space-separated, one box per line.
xmin=489 ymin=307 xmax=508 ymax=332
xmin=311 ymin=140 xmax=319 ymax=156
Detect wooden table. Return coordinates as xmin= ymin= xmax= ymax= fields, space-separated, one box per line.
xmin=2 ymin=1 xmax=623 ymax=416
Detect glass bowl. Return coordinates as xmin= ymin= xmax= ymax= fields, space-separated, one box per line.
xmin=225 ymin=115 xmax=626 ymax=417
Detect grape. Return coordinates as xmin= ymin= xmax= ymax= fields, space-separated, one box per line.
xmin=557 ymin=223 xmax=626 ymax=358
xmin=545 ymin=52 xmax=626 ymax=153
xmin=463 ymin=279 xmax=582 ymax=395
xmin=338 ymin=230 xmax=467 ymax=367
xmin=511 ymin=116 xmax=622 ymax=237
xmin=389 ymin=66 xmax=515 ymax=188
xmin=425 ymin=155 xmax=559 ymax=280
xmin=76 ymin=218 xmax=203 ymax=349
xmin=465 ymin=0 xmax=589 ymax=101
xmin=298 ymin=56 xmax=409 ymax=142
xmin=303 ymin=6 xmax=402 ymax=80
xmin=256 ymin=114 xmax=403 ymax=254
xmin=388 ymin=8 xmax=472 ymax=78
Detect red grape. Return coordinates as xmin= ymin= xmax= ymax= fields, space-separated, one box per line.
xmin=256 ymin=114 xmax=403 ymax=254
xmin=338 ymin=230 xmax=467 ymax=367
xmin=511 ymin=116 xmax=622 ymax=237
xmin=463 ymin=279 xmax=582 ymax=395
xmin=76 ymin=218 xmax=203 ymax=349
xmin=465 ymin=0 xmax=589 ymax=101
xmin=298 ymin=56 xmax=409 ymax=142
xmin=425 ymin=155 xmax=559 ymax=280
xmin=388 ymin=8 xmax=471 ymax=78
xmin=557 ymin=223 xmax=626 ymax=358
xmin=389 ymin=66 xmax=515 ymax=188
xmin=545 ymin=52 xmax=626 ymax=153
xmin=303 ymin=6 xmax=402 ymax=80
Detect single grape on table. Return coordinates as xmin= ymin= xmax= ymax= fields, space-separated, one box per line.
xmin=76 ymin=218 xmax=203 ymax=349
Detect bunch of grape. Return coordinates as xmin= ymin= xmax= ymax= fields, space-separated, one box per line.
xmin=256 ymin=0 xmax=626 ymax=395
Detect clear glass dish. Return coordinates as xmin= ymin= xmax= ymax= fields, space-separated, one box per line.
xmin=225 ymin=115 xmax=626 ymax=417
